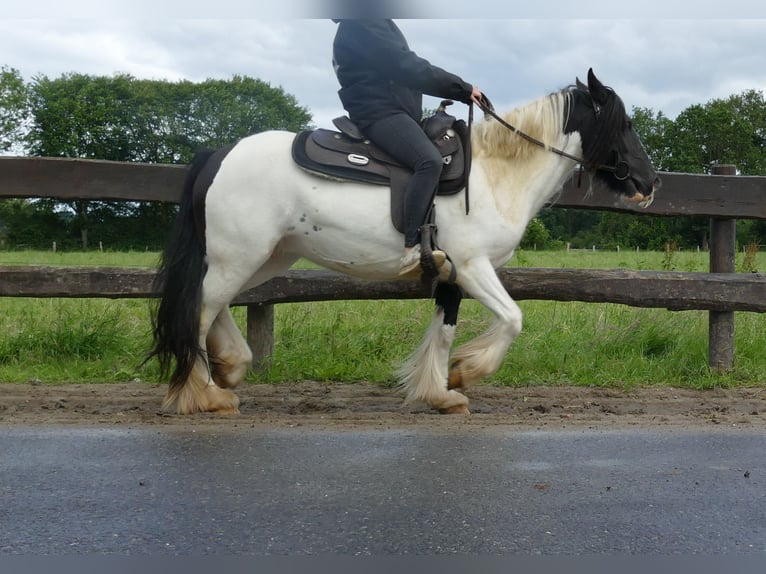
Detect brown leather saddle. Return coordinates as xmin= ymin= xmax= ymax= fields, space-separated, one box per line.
xmin=291 ymin=103 xmax=470 ymax=233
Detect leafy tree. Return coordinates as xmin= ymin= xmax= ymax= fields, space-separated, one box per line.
xmin=654 ymin=91 xmax=766 ymax=247
xmin=19 ymin=72 xmax=312 ymax=249
xmin=0 ymin=198 xmax=67 ymax=249
xmin=536 ymin=207 xmax=602 ymax=248
xmin=184 ymin=75 xmax=313 ymax=150
xmin=630 ymin=106 xmax=674 ymax=172
xmin=0 ymin=66 xmax=29 ymax=153
xmin=520 ymin=217 xmax=551 ymax=249
xmin=25 ymin=73 xmax=147 ymax=248
xmin=726 ymin=89 xmax=766 ymax=175
xmin=665 ymin=91 xmax=766 ymax=175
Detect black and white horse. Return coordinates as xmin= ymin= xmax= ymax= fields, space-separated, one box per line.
xmin=149 ymin=69 xmax=660 ymax=415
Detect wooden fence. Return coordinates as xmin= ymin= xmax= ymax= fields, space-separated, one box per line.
xmin=1 ymin=156 xmax=765 ymax=372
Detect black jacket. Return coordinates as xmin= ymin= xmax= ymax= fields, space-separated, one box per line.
xmin=332 ymin=20 xmax=474 ymax=129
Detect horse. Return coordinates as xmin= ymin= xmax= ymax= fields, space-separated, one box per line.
xmin=148 ymin=68 xmax=660 ymax=415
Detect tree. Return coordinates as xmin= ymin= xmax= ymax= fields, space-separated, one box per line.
xmin=659 ymin=91 xmax=766 ymax=247
xmin=0 ymin=198 xmax=67 ymax=249
xmin=21 ymin=72 xmax=312 ymax=249
xmin=630 ymin=106 xmax=674 ymax=172
xmin=726 ymin=89 xmax=766 ymax=175
xmin=520 ymin=217 xmax=551 ymax=249
xmin=0 ymin=66 xmax=29 ymax=153
xmin=666 ymin=91 xmax=766 ymax=175
xmin=184 ymin=76 xmax=313 ymax=150
xmin=536 ymin=207 xmax=602 ymax=248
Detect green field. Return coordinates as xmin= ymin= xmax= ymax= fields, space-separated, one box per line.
xmin=0 ymin=249 xmax=763 ymax=389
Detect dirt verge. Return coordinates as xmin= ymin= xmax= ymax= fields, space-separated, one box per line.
xmin=2 ymin=381 xmax=765 ymax=431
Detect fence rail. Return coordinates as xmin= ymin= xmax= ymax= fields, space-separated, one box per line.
xmin=2 ymin=156 xmax=766 ymax=219
xmin=1 ymin=156 xmax=765 ymax=372
xmin=1 ymin=266 xmax=765 ymax=313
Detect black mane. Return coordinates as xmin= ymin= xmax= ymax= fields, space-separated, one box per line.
xmin=565 ymin=82 xmax=629 ymax=171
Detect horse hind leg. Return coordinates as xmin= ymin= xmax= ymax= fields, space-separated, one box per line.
xmin=166 ymin=251 xmax=298 ymax=413
xmin=207 ymin=307 xmax=253 ymax=389
xmin=163 ymin=300 xmax=242 ymax=415
xmin=164 ymin=265 xmax=257 ymax=415
xmin=397 ymin=283 xmax=469 ymax=414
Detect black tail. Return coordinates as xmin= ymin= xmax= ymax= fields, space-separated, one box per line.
xmin=146 ymin=149 xmax=215 ymax=394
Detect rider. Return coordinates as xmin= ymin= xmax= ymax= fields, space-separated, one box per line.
xmin=331 ymin=19 xmax=484 ymax=275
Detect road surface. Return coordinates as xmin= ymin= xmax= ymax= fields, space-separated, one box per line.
xmin=2 ymin=422 xmax=764 ymax=555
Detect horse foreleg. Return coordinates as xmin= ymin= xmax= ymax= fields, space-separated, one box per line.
xmin=397 ymin=283 xmax=469 ymax=414
xmin=448 ymin=260 xmax=523 ymax=392
xmin=207 ymin=307 xmax=253 ymax=389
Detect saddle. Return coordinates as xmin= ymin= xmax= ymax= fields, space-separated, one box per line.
xmin=291 ymin=101 xmax=471 ymax=233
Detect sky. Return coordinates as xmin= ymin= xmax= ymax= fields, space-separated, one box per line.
xmin=2 ymin=1 xmax=766 ymax=131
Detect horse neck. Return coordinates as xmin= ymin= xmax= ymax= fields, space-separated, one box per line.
xmin=471 ymin=92 xmax=581 ymax=220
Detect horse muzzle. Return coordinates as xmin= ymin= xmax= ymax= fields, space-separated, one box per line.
xmin=623 ymin=175 xmax=660 ymax=209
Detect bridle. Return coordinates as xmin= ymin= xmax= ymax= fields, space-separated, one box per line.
xmin=473 ymin=96 xmax=631 ymax=182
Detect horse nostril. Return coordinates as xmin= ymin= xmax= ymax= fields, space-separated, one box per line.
xmin=652 ymin=176 xmax=662 ymax=191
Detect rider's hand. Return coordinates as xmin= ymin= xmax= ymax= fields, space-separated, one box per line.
xmin=470 ymin=86 xmax=484 ymax=106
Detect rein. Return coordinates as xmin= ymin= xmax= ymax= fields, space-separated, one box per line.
xmin=474 ymin=98 xmax=630 ymax=182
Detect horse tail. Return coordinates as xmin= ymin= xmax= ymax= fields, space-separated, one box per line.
xmin=147 ymin=149 xmax=214 ymax=398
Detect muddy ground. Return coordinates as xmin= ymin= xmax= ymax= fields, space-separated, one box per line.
xmin=2 ymin=381 xmax=765 ymax=431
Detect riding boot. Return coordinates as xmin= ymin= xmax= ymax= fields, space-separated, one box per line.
xmin=398 ymin=223 xmax=450 ymax=278
xmin=418 ymin=223 xmax=451 ymax=280
xmin=398 ymin=244 xmax=448 ymax=278
xmin=398 ymin=244 xmax=423 ymax=275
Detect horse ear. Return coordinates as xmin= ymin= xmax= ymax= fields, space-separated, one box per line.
xmin=576 ymin=77 xmax=588 ymax=91
xmin=587 ymin=68 xmax=609 ymax=104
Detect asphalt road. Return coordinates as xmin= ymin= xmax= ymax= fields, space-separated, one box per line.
xmin=1 ymin=426 xmax=764 ymax=555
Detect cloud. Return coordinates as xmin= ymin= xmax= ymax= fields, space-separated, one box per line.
xmin=1 ymin=17 xmax=765 ymax=130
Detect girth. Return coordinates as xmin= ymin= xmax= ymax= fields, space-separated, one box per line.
xmin=291 ymin=112 xmax=469 ymax=234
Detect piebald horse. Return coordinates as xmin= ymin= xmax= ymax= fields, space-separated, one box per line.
xmin=149 ymin=69 xmax=660 ymax=415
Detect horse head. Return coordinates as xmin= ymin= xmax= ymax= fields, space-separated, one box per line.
xmin=567 ymin=68 xmax=661 ymax=208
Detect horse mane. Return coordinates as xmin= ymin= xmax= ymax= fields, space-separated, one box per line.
xmin=473 ymin=91 xmax=570 ymax=161
xmin=578 ymin=85 xmax=628 ymax=171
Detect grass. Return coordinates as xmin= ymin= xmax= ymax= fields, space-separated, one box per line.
xmin=0 ymin=249 xmax=160 ymax=267
xmin=0 ymin=248 xmax=763 ymax=389
xmin=0 ymin=297 xmax=158 ymax=382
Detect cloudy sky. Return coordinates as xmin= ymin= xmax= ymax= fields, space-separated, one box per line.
xmin=3 ymin=1 xmax=766 ymax=130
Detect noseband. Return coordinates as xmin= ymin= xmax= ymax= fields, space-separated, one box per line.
xmin=475 ymin=98 xmax=630 ymax=181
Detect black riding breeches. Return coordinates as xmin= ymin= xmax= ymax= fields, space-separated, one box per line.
xmin=365 ymin=113 xmax=443 ymax=247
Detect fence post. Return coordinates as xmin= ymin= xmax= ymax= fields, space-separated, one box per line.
xmin=247 ymin=303 xmax=275 ymax=373
xmin=708 ymin=164 xmax=737 ymax=371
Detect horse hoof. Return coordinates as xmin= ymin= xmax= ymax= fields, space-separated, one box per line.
xmin=168 ymin=383 xmax=241 ymax=415
xmin=206 ymin=387 xmax=240 ymax=415
xmin=439 ymin=405 xmax=471 ymax=415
